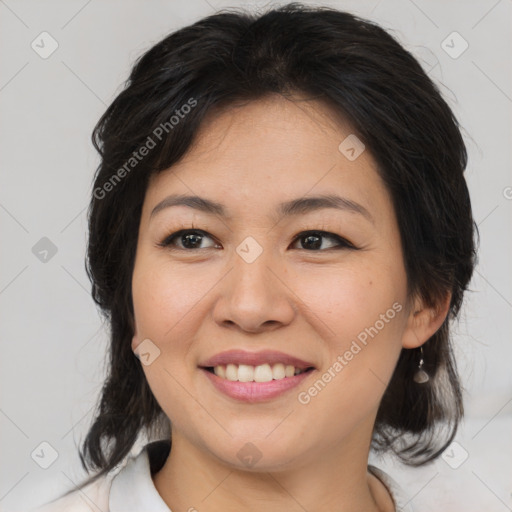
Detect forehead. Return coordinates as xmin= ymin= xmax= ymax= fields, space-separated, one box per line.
xmin=143 ymin=95 xmax=391 ymax=223
xmin=183 ymin=94 xmax=355 ymax=162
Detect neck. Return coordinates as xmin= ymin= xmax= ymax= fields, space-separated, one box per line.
xmin=152 ymin=423 xmax=393 ymax=512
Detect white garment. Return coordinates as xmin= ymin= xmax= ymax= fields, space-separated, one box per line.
xmin=30 ymin=440 xmax=413 ymax=512
xmin=369 ymin=465 xmax=414 ymax=512
xmin=30 ymin=441 xmax=171 ymax=512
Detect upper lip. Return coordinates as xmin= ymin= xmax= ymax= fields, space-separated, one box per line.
xmin=199 ymin=350 xmax=315 ymax=370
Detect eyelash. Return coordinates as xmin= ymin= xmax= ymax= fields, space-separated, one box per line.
xmin=157 ymin=228 xmax=358 ymax=252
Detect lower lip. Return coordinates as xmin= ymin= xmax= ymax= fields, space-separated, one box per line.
xmin=201 ymin=368 xmax=314 ymax=403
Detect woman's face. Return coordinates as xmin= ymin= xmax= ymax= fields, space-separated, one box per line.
xmin=131 ymin=95 xmax=424 ymax=471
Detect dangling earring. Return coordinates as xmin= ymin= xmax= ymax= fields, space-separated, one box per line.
xmin=413 ymin=346 xmax=429 ymax=384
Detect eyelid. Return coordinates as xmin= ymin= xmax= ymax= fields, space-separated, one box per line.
xmin=157 ymin=228 xmax=219 ymax=249
xmin=157 ymin=227 xmax=358 ymax=251
xmin=290 ymin=230 xmax=357 ymax=250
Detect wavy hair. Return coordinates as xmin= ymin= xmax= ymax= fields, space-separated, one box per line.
xmin=70 ymin=2 xmax=476 ymax=491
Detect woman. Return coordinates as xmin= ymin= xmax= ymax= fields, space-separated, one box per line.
xmin=32 ymin=3 xmax=477 ymax=511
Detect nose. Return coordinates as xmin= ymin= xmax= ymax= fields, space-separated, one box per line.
xmin=212 ymin=246 xmax=296 ymax=333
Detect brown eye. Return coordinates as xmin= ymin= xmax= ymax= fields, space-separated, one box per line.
xmin=158 ymin=230 xmax=219 ymax=250
xmin=291 ymin=231 xmax=356 ymax=251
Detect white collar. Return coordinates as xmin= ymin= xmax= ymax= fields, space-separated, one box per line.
xmin=369 ymin=465 xmax=415 ymax=512
xmin=109 ymin=441 xmax=171 ymax=512
xmin=108 ymin=442 xmax=412 ymax=512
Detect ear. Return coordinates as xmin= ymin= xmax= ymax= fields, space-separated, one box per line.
xmin=401 ymin=291 xmax=451 ymax=349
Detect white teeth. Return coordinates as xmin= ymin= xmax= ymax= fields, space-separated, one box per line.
xmin=238 ymin=364 xmax=254 ymax=382
xmin=211 ymin=363 xmax=309 ymax=382
xmin=213 ymin=365 xmax=226 ymax=378
xmin=225 ymin=363 xmax=238 ymax=381
xmin=272 ymin=363 xmax=285 ymax=380
xmin=254 ymin=363 xmax=273 ymax=382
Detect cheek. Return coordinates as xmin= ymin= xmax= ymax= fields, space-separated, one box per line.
xmin=131 ymin=258 xmax=214 ymax=426
xmin=291 ymin=263 xmax=407 ymax=403
xmin=292 ymin=263 xmax=406 ymax=342
xmin=131 ymin=258 xmax=210 ymax=344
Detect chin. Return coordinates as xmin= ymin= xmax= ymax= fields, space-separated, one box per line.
xmin=198 ymin=432 xmax=306 ymax=472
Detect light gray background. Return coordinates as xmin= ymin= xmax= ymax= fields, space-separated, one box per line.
xmin=1 ymin=1 xmax=511 ymax=511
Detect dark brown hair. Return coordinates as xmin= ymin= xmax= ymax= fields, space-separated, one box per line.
xmin=72 ymin=2 xmax=476 ymax=491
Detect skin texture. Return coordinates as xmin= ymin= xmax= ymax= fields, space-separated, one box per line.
xmin=131 ymin=94 xmax=450 ymax=512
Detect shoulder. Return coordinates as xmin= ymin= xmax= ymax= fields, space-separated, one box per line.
xmin=28 ymin=440 xmax=170 ymax=512
xmin=29 ymin=473 xmax=114 ymax=512
xmin=368 ymin=465 xmax=414 ymax=512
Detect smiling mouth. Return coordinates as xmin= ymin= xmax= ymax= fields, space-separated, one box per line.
xmin=202 ymin=363 xmax=315 ymax=383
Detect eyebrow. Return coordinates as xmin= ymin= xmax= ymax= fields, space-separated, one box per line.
xmin=150 ymin=193 xmax=374 ymax=224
